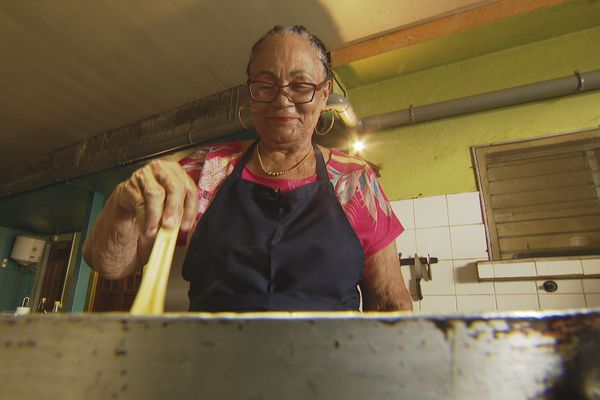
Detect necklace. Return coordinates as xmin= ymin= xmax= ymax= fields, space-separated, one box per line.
xmin=256 ymin=144 xmax=313 ymax=177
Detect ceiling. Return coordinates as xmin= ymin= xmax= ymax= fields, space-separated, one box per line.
xmin=1 ymin=0 xmax=598 ymax=235
xmin=335 ymin=0 xmax=600 ymax=88
xmin=0 ymin=0 xmax=491 ymax=172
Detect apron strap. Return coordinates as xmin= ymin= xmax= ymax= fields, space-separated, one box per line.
xmin=231 ymin=139 xmax=259 ymax=178
xmin=313 ymin=142 xmax=329 ymax=183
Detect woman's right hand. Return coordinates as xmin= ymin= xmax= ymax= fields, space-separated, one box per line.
xmin=83 ymin=159 xmax=198 ymax=279
xmin=113 ymin=159 xmax=199 ymax=236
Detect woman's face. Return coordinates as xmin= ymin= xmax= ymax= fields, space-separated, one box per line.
xmin=247 ymin=33 xmax=332 ymax=148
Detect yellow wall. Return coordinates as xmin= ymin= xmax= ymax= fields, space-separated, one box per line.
xmin=348 ymin=26 xmax=600 ymax=201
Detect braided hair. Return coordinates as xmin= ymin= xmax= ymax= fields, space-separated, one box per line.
xmin=246 ymin=25 xmax=332 ymax=81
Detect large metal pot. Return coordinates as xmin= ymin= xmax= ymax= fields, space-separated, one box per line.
xmin=1 ymin=309 xmax=598 ymax=399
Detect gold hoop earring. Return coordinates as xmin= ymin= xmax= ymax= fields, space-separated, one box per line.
xmin=238 ymin=105 xmax=250 ymax=130
xmin=315 ymin=110 xmax=335 ymax=136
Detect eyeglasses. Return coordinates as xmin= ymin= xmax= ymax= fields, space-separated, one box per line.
xmin=247 ymin=79 xmax=328 ymax=104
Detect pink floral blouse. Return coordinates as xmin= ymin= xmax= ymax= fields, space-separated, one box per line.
xmin=179 ymin=141 xmax=403 ymax=257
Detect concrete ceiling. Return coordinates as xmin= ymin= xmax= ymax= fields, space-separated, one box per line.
xmin=0 ymin=0 xmax=492 ymax=172
xmin=2 ymin=0 xmax=598 ymax=177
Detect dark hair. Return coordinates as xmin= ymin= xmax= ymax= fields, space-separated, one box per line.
xmin=246 ymin=25 xmax=332 ymax=81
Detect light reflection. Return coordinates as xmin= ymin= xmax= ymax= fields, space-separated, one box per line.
xmin=352 ymin=139 xmax=365 ymax=153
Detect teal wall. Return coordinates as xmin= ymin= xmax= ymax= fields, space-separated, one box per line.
xmin=69 ymin=191 xmax=104 ymax=312
xmin=0 ymin=189 xmax=104 ymax=313
xmin=0 ymin=227 xmax=42 ymax=312
xmin=347 ymin=26 xmax=600 ymax=200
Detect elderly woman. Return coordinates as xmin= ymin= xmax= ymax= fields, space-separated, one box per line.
xmin=83 ymin=26 xmax=412 ymax=312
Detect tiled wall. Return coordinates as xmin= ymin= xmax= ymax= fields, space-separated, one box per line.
xmin=390 ymin=192 xmax=600 ymax=313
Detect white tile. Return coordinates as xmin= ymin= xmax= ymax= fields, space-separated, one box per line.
xmin=535 ymin=259 xmax=583 ymax=276
xmin=582 ymin=278 xmax=600 ymax=293
xmin=496 ymin=295 xmax=540 ymax=311
xmin=419 ymin=295 xmax=457 ymax=313
xmin=413 ymin=195 xmax=448 ymax=228
xmin=396 ymin=229 xmax=416 ymax=259
xmin=493 ymin=261 xmax=536 ymax=278
xmin=421 ymin=261 xmax=455 ymax=296
xmin=415 ymin=227 xmax=452 ymax=260
xmin=449 ymin=224 xmax=488 ymax=260
xmin=585 ymin=293 xmax=600 ymax=307
xmin=494 ymin=281 xmax=538 ymax=294
xmin=477 ymin=262 xmax=494 ymax=280
xmin=457 ymin=295 xmax=497 ymax=312
xmin=454 ymin=259 xmax=495 ymax=295
xmin=581 ymin=258 xmax=600 ymax=275
xmin=539 ymin=294 xmax=585 ymax=310
xmin=536 ymin=279 xmax=583 ymax=294
xmin=447 ymin=192 xmax=483 ymax=225
xmin=390 ymin=199 xmax=414 ymax=230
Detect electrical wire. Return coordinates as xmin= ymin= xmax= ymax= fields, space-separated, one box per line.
xmin=332 ymin=71 xmax=347 ymax=98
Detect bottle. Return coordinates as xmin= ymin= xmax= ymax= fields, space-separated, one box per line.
xmin=37 ymin=297 xmax=48 ymax=314
xmin=52 ymin=301 xmax=61 ymax=313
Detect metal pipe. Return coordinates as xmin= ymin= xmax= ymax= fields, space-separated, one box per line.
xmin=327 ymin=93 xmax=359 ymax=128
xmin=361 ymin=69 xmax=600 ymax=132
xmin=2 ymin=70 xmax=600 ymax=198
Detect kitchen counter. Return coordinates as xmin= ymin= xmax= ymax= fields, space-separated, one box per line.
xmin=1 ymin=309 xmax=598 ymax=399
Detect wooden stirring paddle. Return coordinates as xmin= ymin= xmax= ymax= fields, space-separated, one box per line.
xmin=130 ymin=220 xmax=181 ymax=315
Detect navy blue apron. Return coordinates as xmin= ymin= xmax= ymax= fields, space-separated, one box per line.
xmin=181 ymin=140 xmax=365 ymax=311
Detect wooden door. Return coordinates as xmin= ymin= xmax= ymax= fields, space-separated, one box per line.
xmin=91 ymin=271 xmax=142 ymax=312
xmin=37 ymin=240 xmax=72 ymax=312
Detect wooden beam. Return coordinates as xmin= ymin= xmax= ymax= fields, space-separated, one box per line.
xmin=0 ymin=86 xmax=250 ymax=198
xmin=330 ymin=0 xmax=572 ymax=67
